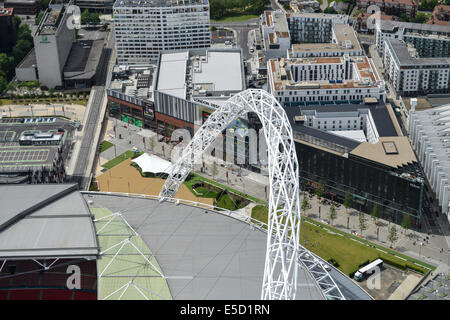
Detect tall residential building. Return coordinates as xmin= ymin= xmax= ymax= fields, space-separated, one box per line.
xmin=383 ymin=39 xmax=450 ymax=96
xmin=113 ymin=0 xmax=211 ymax=65
xmin=268 ymin=55 xmax=386 ymax=106
xmin=375 ymin=20 xmax=450 ymax=58
xmin=287 ymin=12 xmax=348 ymax=44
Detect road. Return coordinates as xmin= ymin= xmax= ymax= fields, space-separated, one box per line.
xmin=71 ymin=31 xmax=115 ymax=189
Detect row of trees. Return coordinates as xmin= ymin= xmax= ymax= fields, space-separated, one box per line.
xmin=210 ymin=0 xmax=270 ymax=20
xmin=301 ymin=186 xmax=412 ymax=247
xmin=0 ymin=18 xmax=33 ymax=94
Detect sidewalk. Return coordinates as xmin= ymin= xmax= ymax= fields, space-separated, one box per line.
xmin=97 ymin=118 xmax=449 ymax=277
xmin=303 ymin=192 xmax=449 ymax=276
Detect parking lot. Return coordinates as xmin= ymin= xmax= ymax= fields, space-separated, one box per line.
xmin=0 ymin=118 xmax=75 ymax=174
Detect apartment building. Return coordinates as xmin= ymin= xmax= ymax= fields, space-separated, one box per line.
xmin=356 ymin=0 xmax=417 ymax=19
xmin=260 ymin=10 xmax=291 ymax=59
xmin=113 ymin=0 xmax=211 ymax=65
xmin=287 ymin=12 xmax=348 ymax=43
xmin=268 ymin=55 xmax=386 ymax=106
xmin=288 ymin=24 xmax=363 ymax=58
xmin=429 ymin=5 xmax=450 ymax=27
xmin=355 ymin=12 xmax=398 ymax=35
xmin=383 ymin=39 xmax=450 ymax=96
xmin=375 ymin=20 xmax=450 ymax=58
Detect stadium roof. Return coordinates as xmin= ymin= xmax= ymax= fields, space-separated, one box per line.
xmin=0 ymin=184 xmax=98 ymax=259
xmin=83 ymin=193 xmax=325 ymax=300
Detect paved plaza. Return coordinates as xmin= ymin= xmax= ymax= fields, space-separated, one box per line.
xmin=96 ymin=117 xmax=450 ymax=284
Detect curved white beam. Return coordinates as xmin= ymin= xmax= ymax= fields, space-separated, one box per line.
xmin=159 ymin=89 xmax=301 ymax=300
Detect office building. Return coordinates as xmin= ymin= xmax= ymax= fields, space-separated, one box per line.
xmin=113 ymin=0 xmax=211 ymax=65
xmin=285 ymin=102 xmax=426 ymax=229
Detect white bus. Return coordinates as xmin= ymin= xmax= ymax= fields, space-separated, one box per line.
xmin=354 ymin=259 xmax=383 ymax=281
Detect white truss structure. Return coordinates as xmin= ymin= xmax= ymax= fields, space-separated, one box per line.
xmin=159 ymin=89 xmax=301 ymax=300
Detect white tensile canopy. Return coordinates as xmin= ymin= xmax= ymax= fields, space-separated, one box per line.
xmin=131 ymin=153 xmax=173 ymax=175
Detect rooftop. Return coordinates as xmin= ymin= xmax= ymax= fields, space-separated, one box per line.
xmin=36 ymin=4 xmax=65 ymax=36
xmin=332 ymin=24 xmax=362 ymax=52
xmin=377 ymin=19 xmax=450 ymax=35
xmin=63 ymin=39 xmax=104 ymax=80
xmin=0 ymin=7 xmax=13 ymax=16
xmin=114 ymin=0 xmax=208 ymax=8
xmin=269 ymin=56 xmax=382 ymax=91
xmin=386 ymin=39 xmax=450 ymax=66
xmin=83 ymin=193 xmax=325 ymax=300
xmin=350 ymin=136 xmax=418 ymax=169
xmin=0 ymin=184 xmax=98 ymax=259
xmin=109 ymin=65 xmax=155 ymax=103
xmin=156 ymin=48 xmax=245 ymax=101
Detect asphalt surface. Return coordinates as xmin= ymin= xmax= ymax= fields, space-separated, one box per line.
xmin=71 ymin=31 xmax=114 ymax=189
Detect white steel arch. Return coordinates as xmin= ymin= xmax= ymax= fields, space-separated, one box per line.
xmin=159 ymin=89 xmax=301 ymax=300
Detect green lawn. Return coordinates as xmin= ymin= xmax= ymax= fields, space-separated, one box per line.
xmin=251 ymin=206 xmax=433 ymax=276
xmin=99 ymin=140 xmax=114 ymax=153
xmin=187 ymin=172 xmax=265 ymax=204
xmin=211 ymin=14 xmax=259 ymax=23
xmin=184 ymin=177 xmax=220 ymax=198
xmin=216 ymin=193 xmax=246 ymax=211
xmin=102 ymin=150 xmax=142 ymax=170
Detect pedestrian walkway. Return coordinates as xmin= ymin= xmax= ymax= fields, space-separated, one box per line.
xmin=96 ymin=117 xmax=449 ymax=279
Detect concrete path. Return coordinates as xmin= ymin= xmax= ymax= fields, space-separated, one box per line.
xmin=320 ymin=0 xmax=328 ymax=11
xmin=388 ymin=274 xmax=422 ymax=300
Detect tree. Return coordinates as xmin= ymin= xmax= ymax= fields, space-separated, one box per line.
xmin=35 ymin=11 xmax=45 ymax=25
xmin=358 ymin=213 xmax=368 ymax=236
xmin=412 ymin=12 xmax=430 ymax=24
xmin=387 ymin=225 xmax=398 ymax=248
xmin=371 ymin=204 xmax=379 ymax=225
xmin=42 ymin=0 xmax=51 ymax=10
xmin=12 ymin=39 xmax=32 ymax=64
xmin=328 ymin=204 xmax=337 ymax=226
xmin=399 ymin=13 xmax=409 ymax=22
xmin=401 ymin=214 xmax=411 ymax=234
xmin=301 ymin=196 xmax=310 ymax=215
xmin=324 ymin=7 xmax=337 ymax=14
xmin=0 ymin=53 xmax=15 ymax=79
xmin=0 ymin=72 xmax=8 ymax=95
xmin=343 ymin=191 xmax=352 ymax=214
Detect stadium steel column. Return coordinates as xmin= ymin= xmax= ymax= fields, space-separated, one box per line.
xmin=159 ymin=89 xmax=301 ymax=300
